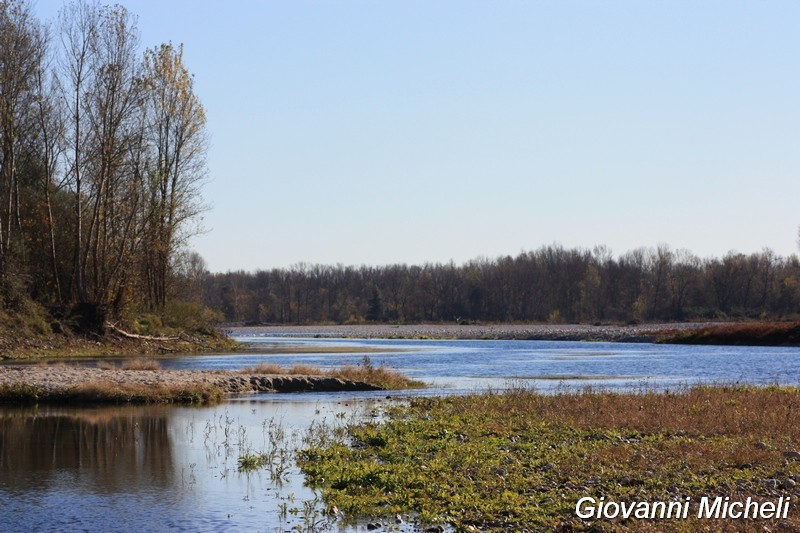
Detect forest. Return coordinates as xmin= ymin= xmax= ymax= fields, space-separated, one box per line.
xmin=2 ymin=0 xmax=799 ymax=336
xmin=0 ymin=0 xmax=207 ymax=331
xmin=201 ymin=245 xmax=800 ymax=325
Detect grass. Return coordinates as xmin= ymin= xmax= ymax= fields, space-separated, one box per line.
xmin=298 ymin=385 xmax=800 ymax=531
xmin=0 ymin=380 xmax=224 ymax=405
xmin=241 ymin=356 xmax=425 ymax=390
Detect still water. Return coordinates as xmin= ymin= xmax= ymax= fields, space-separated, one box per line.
xmin=2 ymin=334 xmax=800 ymax=532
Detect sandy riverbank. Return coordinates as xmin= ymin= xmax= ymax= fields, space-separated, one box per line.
xmin=230 ymin=322 xmax=723 ymax=342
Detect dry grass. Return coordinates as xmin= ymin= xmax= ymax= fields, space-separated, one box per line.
xmin=240 ymin=356 xmax=424 ymax=390
xmin=241 ymin=362 xmax=322 ymax=375
xmin=120 ymin=358 xmax=161 ymax=370
xmin=96 ymin=361 xmax=116 ymax=370
xmin=0 ymin=380 xmax=223 ymax=405
xmin=662 ymin=321 xmax=800 ymax=346
xmin=489 ymin=384 xmax=800 ymax=440
xmin=332 ymin=363 xmax=424 ymax=390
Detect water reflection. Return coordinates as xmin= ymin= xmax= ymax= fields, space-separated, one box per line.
xmin=0 ymin=400 xmax=374 ymax=532
xmin=0 ymin=406 xmax=174 ymax=494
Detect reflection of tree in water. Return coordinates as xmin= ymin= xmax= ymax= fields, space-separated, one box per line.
xmin=0 ymin=406 xmax=175 ymax=493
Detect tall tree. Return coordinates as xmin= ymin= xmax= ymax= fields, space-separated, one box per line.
xmin=81 ymin=3 xmax=141 ymax=311
xmin=0 ymin=0 xmax=44 ymax=296
xmin=31 ymin=20 xmax=65 ymax=303
xmin=141 ymin=42 xmax=207 ymax=310
xmin=58 ymin=0 xmax=98 ymax=303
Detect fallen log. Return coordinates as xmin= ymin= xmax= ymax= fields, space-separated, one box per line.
xmin=105 ymin=322 xmax=179 ymax=342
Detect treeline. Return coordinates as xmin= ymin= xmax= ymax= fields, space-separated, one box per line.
xmin=0 ymin=0 xmax=207 ymax=324
xmin=201 ymin=245 xmax=800 ymax=325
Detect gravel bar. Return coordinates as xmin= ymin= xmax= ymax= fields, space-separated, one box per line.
xmin=230 ymin=322 xmax=723 ymax=342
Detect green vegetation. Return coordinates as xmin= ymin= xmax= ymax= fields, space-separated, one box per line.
xmin=0 ymin=295 xmax=236 ymax=360
xmin=237 ymin=452 xmax=271 ymax=473
xmin=298 ymin=386 xmax=800 ymax=531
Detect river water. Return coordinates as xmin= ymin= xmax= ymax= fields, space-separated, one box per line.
xmin=2 ymin=333 xmax=800 ymax=532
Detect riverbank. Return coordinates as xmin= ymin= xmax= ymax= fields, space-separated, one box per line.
xmin=232 ymin=322 xmax=723 ymax=342
xmin=0 ymin=363 xmax=411 ymax=405
xmin=664 ymin=321 xmax=800 ymax=346
xmin=233 ymin=321 xmax=800 ymax=346
xmin=0 ymin=326 xmax=240 ymax=360
xmin=299 ymin=385 xmax=800 ymax=531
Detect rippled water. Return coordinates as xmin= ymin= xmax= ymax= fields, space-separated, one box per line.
xmin=170 ymin=334 xmax=800 ymax=392
xmin=2 ymin=334 xmax=800 ymax=532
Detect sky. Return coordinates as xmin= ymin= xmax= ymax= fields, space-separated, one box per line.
xmin=34 ymin=1 xmax=800 ymax=272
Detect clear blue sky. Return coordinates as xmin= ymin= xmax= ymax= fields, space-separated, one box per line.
xmin=35 ymin=1 xmax=800 ymax=272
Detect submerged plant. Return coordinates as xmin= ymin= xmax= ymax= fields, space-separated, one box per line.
xmin=237 ymin=452 xmax=269 ymax=472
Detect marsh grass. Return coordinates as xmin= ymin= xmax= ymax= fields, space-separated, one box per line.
xmin=298 ymin=385 xmax=800 ymax=531
xmin=241 ymin=356 xmax=424 ymax=390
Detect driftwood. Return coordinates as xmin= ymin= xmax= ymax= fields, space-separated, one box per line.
xmin=105 ymin=322 xmax=179 ymax=342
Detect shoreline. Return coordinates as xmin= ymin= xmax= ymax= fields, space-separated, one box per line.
xmin=0 ymin=365 xmax=383 ymax=405
xmin=0 ymin=329 xmax=239 ymax=360
xmin=229 ymin=322 xmax=725 ymax=343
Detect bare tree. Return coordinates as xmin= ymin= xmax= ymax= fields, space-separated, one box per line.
xmin=58 ymin=0 xmax=98 ymax=302
xmin=81 ymin=3 xmax=141 ymax=311
xmin=141 ymin=42 xmax=207 ymax=310
xmin=31 ymin=21 xmax=65 ymax=303
xmin=0 ymin=0 xmax=44 ymax=293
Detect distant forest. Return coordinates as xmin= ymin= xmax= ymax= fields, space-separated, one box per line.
xmin=198 ymin=245 xmax=800 ymax=325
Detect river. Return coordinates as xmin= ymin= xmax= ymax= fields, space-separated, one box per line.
xmin=2 ymin=333 xmax=800 ymax=532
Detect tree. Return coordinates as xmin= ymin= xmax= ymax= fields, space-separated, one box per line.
xmin=82 ymin=3 xmax=142 ymax=312
xmin=140 ymin=42 xmax=207 ymax=310
xmin=58 ymin=0 xmax=98 ymax=303
xmin=31 ymin=20 xmax=66 ymax=303
xmin=0 ymin=0 xmax=44 ymax=297
xmin=57 ymin=1 xmax=144 ymax=315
